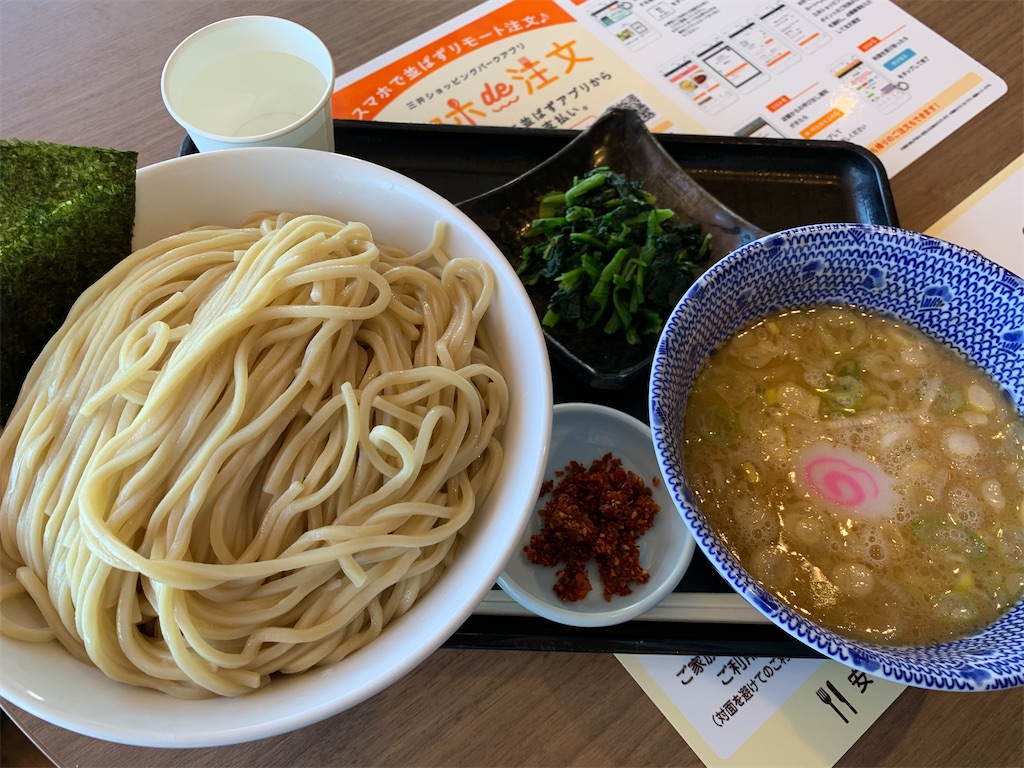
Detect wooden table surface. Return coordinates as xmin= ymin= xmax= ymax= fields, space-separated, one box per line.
xmin=1 ymin=1 xmax=1022 ymax=766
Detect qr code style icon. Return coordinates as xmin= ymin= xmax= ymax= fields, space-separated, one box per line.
xmin=611 ymin=93 xmax=656 ymax=122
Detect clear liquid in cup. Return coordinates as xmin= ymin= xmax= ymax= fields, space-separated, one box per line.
xmin=178 ymin=50 xmax=327 ymax=137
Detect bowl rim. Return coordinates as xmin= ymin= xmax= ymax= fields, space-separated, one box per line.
xmin=649 ymin=221 xmax=1024 ymax=691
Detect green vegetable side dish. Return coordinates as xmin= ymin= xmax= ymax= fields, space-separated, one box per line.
xmin=516 ymin=167 xmax=712 ymax=345
xmin=0 ymin=139 xmax=137 ymax=425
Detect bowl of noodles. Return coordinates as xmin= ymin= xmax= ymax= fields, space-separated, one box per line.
xmin=650 ymin=223 xmax=1024 ymax=691
xmin=0 ymin=148 xmax=553 ymax=745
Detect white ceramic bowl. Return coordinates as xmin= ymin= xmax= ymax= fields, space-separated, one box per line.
xmin=0 ymin=148 xmax=553 ymax=746
xmin=650 ymin=223 xmax=1024 ymax=691
xmin=498 ymin=402 xmax=695 ymax=627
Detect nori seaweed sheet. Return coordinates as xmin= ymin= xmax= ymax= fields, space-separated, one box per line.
xmin=0 ymin=139 xmax=137 ymax=424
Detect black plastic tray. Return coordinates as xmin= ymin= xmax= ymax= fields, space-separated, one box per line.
xmin=181 ymin=119 xmax=898 ymax=657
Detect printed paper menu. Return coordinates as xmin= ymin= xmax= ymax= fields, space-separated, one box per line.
xmin=617 ymin=654 xmax=905 ymax=767
xmin=332 ymin=0 xmax=1006 ymax=176
xmin=927 ymin=155 xmax=1024 ymax=278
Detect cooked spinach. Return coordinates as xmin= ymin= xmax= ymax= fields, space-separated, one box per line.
xmin=516 ymin=168 xmax=711 ymax=345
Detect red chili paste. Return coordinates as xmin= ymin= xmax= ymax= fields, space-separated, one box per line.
xmin=524 ymin=452 xmax=659 ymax=602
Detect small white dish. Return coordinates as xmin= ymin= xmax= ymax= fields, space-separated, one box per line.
xmin=498 ymin=402 xmax=695 ymax=627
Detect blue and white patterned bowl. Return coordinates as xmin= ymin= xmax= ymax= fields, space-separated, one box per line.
xmin=649 ymin=223 xmax=1024 ymax=691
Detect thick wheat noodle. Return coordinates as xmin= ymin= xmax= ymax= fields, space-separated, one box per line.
xmin=0 ymin=213 xmax=508 ymax=698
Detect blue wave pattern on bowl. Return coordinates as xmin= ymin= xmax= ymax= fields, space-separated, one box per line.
xmin=650 ymin=223 xmax=1024 ymax=691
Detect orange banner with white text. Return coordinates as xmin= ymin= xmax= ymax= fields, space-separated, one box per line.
xmin=333 ymin=0 xmax=574 ymax=121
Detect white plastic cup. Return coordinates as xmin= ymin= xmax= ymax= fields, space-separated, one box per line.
xmin=162 ymin=16 xmax=335 ymax=152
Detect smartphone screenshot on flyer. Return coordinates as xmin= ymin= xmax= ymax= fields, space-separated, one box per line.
xmin=332 ymin=0 xmax=1006 ymax=176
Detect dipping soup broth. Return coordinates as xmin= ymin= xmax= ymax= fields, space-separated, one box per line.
xmin=683 ymin=305 xmax=1024 ymax=645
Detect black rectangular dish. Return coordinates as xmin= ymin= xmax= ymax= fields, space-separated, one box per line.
xmin=182 ymin=119 xmax=898 ymax=657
